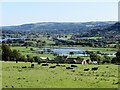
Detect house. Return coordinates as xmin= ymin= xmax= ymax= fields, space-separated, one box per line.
xmin=65 ymin=57 xmax=88 ymax=64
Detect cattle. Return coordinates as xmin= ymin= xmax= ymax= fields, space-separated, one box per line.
xmin=106 ymin=66 xmax=109 ymax=68
xmin=31 ymin=64 xmax=34 ymax=68
xmin=22 ymin=66 xmax=27 ymax=68
xmin=38 ymin=62 xmax=41 ymax=65
xmin=84 ymin=68 xmax=89 ymax=71
xmin=42 ymin=64 xmax=49 ymax=66
xmin=49 ymin=66 xmax=56 ymax=68
xmin=115 ymin=82 xmax=119 ymax=84
xmin=56 ymin=64 xmax=60 ymax=66
xmin=66 ymin=67 xmax=73 ymax=69
xmin=91 ymin=67 xmax=98 ymax=70
xmin=71 ymin=65 xmax=77 ymax=67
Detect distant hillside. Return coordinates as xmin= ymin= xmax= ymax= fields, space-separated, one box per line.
xmin=1 ymin=21 xmax=116 ymax=33
xmin=86 ymin=22 xmax=120 ymax=37
xmin=107 ymin=22 xmax=120 ymax=32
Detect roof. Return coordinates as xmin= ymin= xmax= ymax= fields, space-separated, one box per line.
xmin=40 ymin=57 xmax=52 ymax=60
xmin=40 ymin=57 xmax=47 ymax=59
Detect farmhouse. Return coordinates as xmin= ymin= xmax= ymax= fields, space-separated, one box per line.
xmin=66 ymin=57 xmax=88 ymax=64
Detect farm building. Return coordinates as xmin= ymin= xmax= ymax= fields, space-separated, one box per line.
xmin=66 ymin=57 xmax=88 ymax=64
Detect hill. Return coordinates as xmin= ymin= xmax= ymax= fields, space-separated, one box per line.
xmin=1 ymin=21 xmax=116 ymax=33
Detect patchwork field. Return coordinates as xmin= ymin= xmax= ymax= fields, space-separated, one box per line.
xmin=2 ymin=62 xmax=119 ymax=88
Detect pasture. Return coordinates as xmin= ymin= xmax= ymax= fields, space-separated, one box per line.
xmin=2 ymin=62 xmax=119 ymax=88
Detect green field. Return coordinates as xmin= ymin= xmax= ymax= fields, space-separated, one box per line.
xmin=11 ymin=46 xmax=55 ymax=59
xmin=2 ymin=62 xmax=119 ymax=88
xmin=35 ymin=36 xmax=55 ymax=45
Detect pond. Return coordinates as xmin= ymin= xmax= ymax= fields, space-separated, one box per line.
xmin=51 ymin=48 xmax=87 ymax=56
xmin=51 ymin=48 xmax=116 ymax=57
xmin=51 ymin=48 xmax=84 ymax=54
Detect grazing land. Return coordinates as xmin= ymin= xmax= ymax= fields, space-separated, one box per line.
xmin=2 ymin=62 xmax=119 ymax=88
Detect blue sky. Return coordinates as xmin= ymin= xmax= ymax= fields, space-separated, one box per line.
xmin=1 ymin=2 xmax=118 ymax=26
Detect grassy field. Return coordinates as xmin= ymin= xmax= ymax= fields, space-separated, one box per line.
xmin=11 ymin=46 xmax=55 ymax=59
xmin=2 ymin=61 xmax=119 ymax=88
xmin=35 ymin=36 xmax=55 ymax=45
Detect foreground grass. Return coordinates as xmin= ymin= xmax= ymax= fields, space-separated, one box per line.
xmin=2 ymin=62 xmax=119 ymax=88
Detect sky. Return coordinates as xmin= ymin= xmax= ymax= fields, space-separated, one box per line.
xmin=1 ymin=1 xmax=118 ymax=26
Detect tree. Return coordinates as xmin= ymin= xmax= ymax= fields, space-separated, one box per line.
xmin=19 ymin=55 xmax=26 ymax=62
xmin=83 ymin=51 xmax=86 ymax=56
xmin=85 ymin=51 xmax=90 ymax=56
xmin=12 ymin=49 xmax=21 ymax=63
xmin=33 ymin=56 xmax=41 ymax=62
xmin=102 ymin=55 xmax=111 ymax=64
xmin=55 ymin=56 xmax=65 ymax=64
xmin=90 ymin=53 xmax=101 ymax=64
xmin=26 ymin=55 xmax=34 ymax=63
xmin=2 ymin=44 xmax=12 ymax=61
xmin=111 ymin=57 xmax=117 ymax=64
xmin=115 ymin=50 xmax=120 ymax=63
xmin=69 ymin=52 xmax=74 ymax=56
xmin=30 ymin=48 xmax=34 ymax=51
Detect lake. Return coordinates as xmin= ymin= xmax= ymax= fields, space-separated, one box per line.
xmin=51 ymin=48 xmax=87 ymax=56
xmin=51 ymin=48 xmax=115 ymax=57
xmin=51 ymin=48 xmax=84 ymax=54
